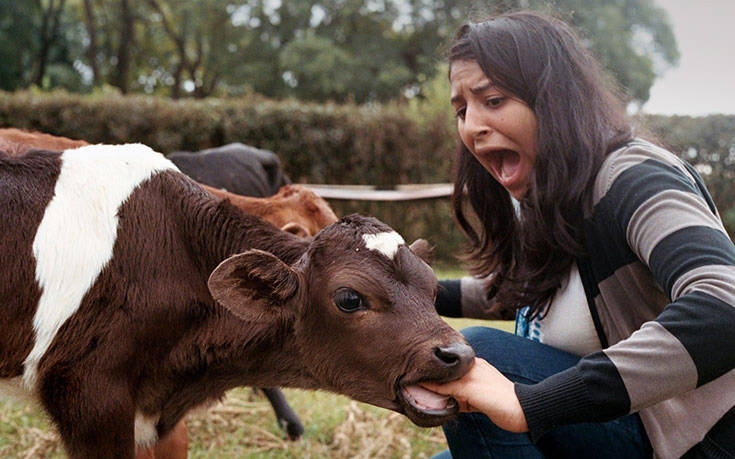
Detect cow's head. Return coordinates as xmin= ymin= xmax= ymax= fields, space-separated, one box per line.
xmin=267 ymin=184 xmax=339 ymax=237
xmin=207 ymin=214 xmax=474 ymax=427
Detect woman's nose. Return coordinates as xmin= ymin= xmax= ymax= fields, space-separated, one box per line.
xmin=464 ymin=107 xmax=491 ymax=139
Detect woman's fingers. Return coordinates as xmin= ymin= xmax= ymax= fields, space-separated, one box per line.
xmin=420 ymin=357 xmax=528 ymax=433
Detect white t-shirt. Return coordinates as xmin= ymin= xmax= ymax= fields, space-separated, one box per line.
xmin=516 ymin=264 xmax=602 ymax=356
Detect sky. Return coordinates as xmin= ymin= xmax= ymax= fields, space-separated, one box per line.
xmin=642 ymin=0 xmax=735 ymax=116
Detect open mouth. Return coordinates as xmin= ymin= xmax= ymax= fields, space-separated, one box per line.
xmin=485 ymin=149 xmax=521 ymax=186
xmin=395 ymin=381 xmax=459 ymax=427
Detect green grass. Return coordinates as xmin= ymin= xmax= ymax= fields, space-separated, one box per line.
xmin=0 ymin=268 xmax=514 ymax=458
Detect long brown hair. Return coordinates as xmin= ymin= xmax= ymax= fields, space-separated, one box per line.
xmin=449 ymin=11 xmax=633 ymax=317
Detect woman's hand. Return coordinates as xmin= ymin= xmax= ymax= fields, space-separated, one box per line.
xmin=421 ymin=357 xmax=528 ymax=433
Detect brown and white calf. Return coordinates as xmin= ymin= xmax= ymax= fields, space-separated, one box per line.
xmin=0 ymin=128 xmax=339 ymax=454
xmin=0 ymin=127 xmax=337 ymax=450
xmin=0 ymin=144 xmax=473 ymax=458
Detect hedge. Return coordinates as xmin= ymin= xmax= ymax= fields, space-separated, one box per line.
xmin=0 ymin=91 xmax=453 ymax=187
xmin=1 ymin=91 xmax=733 ymax=265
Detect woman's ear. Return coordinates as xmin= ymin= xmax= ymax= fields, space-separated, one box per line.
xmin=207 ymin=249 xmax=300 ymax=323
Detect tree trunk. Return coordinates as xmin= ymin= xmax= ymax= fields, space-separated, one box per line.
xmin=112 ymin=0 xmax=134 ymax=93
xmin=33 ymin=0 xmax=66 ymax=87
xmin=82 ymin=0 xmax=100 ymax=87
xmin=172 ymin=62 xmax=184 ymax=99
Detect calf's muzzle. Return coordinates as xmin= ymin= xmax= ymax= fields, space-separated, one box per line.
xmin=433 ymin=342 xmax=475 ymax=377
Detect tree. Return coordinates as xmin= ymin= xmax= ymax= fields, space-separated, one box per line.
xmin=0 ymin=0 xmax=679 ymax=105
xmin=82 ymin=0 xmax=100 ymax=86
xmin=0 ymin=0 xmax=82 ymax=91
xmin=510 ymin=0 xmax=680 ymax=103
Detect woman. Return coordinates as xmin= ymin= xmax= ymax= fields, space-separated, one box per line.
xmin=426 ymin=11 xmax=734 ymax=459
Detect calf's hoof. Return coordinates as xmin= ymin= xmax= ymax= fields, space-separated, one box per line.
xmin=279 ymin=416 xmax=304 ymax=440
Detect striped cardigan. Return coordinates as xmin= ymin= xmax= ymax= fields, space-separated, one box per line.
xmin=514 ymin=139 xmax=735 ymax=458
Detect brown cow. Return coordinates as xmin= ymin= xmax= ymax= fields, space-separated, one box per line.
xmin=204 ymin=184 xmax=337 ymax=238
xmin=0 ymin=144 xmax=473 ymax=458
xmin=0 ymin=128 xmax=89 ymax=153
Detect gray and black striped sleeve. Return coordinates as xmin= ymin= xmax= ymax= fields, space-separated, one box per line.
xmin=435 ymin=276 xmax=497 ymax=318
xmin=516 ymin=148 xmax=735 ymax=440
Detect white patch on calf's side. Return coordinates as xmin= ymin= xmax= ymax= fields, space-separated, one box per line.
xmin=362 ymin=231 xmax=405 ymax=259
xmin=23 ymin=144 xmax=177 ymax=390
xmin=134 ymin=411 xmax=160 ymax=447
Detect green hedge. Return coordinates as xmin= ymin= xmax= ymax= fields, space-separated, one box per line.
xmin=0 ymin=91 xmax=453 ymax=187
xmin=1 ymin=91 xmax=733 ymax=265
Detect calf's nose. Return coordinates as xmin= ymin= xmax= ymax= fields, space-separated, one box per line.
xmin=433 ymin=342 xmax=475 ymax=376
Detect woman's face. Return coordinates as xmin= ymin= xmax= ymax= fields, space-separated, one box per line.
xmin=450 ymin=59 xmax=538 ymax=200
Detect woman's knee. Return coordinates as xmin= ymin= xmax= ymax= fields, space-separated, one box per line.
xmin=460 ymin=326 xmax=510 ymax=346
xmin=459 ymin=326 xmax=520 ymax=364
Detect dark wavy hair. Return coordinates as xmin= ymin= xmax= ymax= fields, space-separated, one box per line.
xmin=449 ymin=11 xmax=633 ymax=318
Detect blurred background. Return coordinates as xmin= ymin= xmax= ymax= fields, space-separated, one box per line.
xmin=1 ymin=0 xmax=733 ymax=265
xmin=0 ymin=0 xmax=733 ymax=457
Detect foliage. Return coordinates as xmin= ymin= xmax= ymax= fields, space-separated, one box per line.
xmin=644 ymin=114 xmax=735 ymax=236
xmin=0 ymin=90 xmax=453 ymax=185
xmin=533 ymin=0 xmax=679 ymax=103
xmin=0 ymin=0 xmax=85 ymax=92
xmin=0 ymin=0 xmax=678 ymax=104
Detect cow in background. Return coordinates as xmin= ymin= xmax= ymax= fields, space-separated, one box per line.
xmin=0 ymin=128 xmax=88 ymax=153
xmin=168 ymin=143 xmax=288 ymax=197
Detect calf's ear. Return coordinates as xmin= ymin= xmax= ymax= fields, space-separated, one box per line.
xmin=280 ymin=222 xmax=311 ymax=238
xmin=208 ymin=249 xmax=300 ymax=322
xmin=409 ymin=239 xmax=434 ymax=266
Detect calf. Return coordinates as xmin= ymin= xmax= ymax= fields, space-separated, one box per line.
xmin=0 ymin=128 xmax=335 ymax=451
xmin=204 ymin=184 xmax=338 ymax=238
xmin=0 ymin=144 xmax=474 ymax=458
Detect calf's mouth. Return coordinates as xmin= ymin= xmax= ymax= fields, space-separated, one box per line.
xmin=395 ymin=379 xmax=459 ymax=427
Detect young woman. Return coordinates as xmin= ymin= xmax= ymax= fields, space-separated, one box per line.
xmin=426 ymin=11 xmax=734 ymax=459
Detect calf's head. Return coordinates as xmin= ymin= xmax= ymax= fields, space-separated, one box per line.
xmin=208 ymin=214 xmax=474 ymax=427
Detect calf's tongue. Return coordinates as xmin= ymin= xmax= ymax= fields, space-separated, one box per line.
xmin=500 ymin=150 xmax=521 ymax=181
xmin=402 ymin=385 xmax=451 ymax=411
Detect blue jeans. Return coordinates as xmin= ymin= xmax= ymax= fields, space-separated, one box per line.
xmin=433 ymin=327 xmax=653 ymax=459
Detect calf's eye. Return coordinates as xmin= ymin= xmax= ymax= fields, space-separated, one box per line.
xmin=333 ymin=288 xmax=366 ymax=313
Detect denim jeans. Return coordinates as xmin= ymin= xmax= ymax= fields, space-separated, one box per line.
xmin=433 ymin=326 xmax=653 ymax=459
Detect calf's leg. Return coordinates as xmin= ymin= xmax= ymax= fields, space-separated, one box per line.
xmin=40 ymin=373 xmax=135 ymax=458
xmin=142 ymin=420 xmax=189 ymax=459
xmin=261 ymin=387 xmax=304 ymax=440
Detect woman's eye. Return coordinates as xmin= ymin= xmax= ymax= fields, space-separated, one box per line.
xmin=486 ymin=97 xmax=504 ymax=107
xmin=454 ymin=107 xmax=466 ymax=120
xmin=333 ymin=288 xmax=366 ymax=313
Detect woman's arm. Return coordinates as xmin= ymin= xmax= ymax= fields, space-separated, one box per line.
xmin=516 ymin=146 xmax=735 ymax=439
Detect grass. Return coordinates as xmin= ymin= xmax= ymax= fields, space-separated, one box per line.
xmin=0 ymin=269 xmax=514 ymax=458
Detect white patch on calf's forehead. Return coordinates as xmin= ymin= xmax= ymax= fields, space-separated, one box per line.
xmin=362 ymin=231 xmax=405 ymax=259
xmin=23 ymin=144 xmax=177 ymax=390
